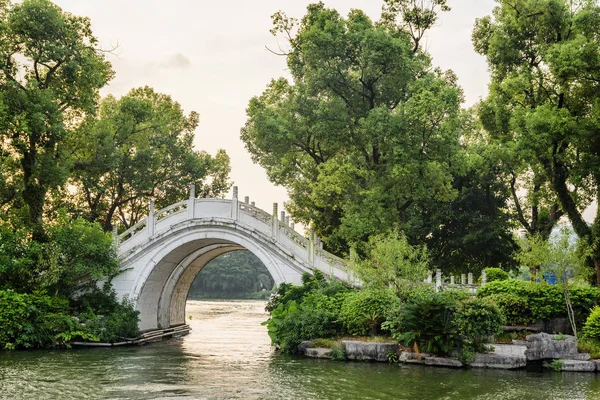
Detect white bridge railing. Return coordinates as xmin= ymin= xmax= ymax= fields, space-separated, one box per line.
xmin=113 ymin=185 xmax=349 ymax=281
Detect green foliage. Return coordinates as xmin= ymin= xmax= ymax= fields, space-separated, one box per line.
xmin=339 ymin=289 xmax=400 ymax=336
xmin=69 ymin=86 xmax=231 ymax=232
xmin=478 ymin=280 xmax=600 ymax=327
xmin=189 ymin=251 xmax=274 ymax=299
xmin=578 ymin=338 xmax=600 ymax=360
xmin=0 ymin=290 xmax=97 ymax=350
xmin=474 ymin=0 xmax=600 ymax=282
xmin=0 ymin=0 xmax=113 ymax=237
xmin=71 ymin=284 xmax=140 ymax=343
xmin=263 ymin=271 xmax=352 ymax=353
xmin=242 ymin=3 xmax=463 ymax=255
xmin=546 ymin=359 xmax=564 ymax=372
xmin=329 ymin=345 xmax=346 ymax=361
xmin=454 ymin=298 xmax=504 ymax=356
xmin=384 ymin=292 xmax=457 ymax=356
xmin=350 ymin=232 xmax=430 ymax=296
xmin=484 ymin=268 xmax=509 ymax=283
xmin=583 ymin=306 xmax=600 ymax=341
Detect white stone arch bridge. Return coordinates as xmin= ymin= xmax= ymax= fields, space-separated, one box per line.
xmin=111 ymin=186 xmax=351 ymax=332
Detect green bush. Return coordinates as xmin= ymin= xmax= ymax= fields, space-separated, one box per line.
xmin=478 ymin=280 xmax=600 ymax=327
xmin=384 ymin=293 xmax=458 ymax=356
xmin=484 ymin=292 xmax=532 ymax=325
xmin=339 ymin=289 xmax=400 ymax=336
xmin=0 ymin=290 xmax=97 ymax=350
xmin=454 ymin=297 xmax=504 ymax=358
xmin=483 ymin=268 xmax=509 ymax=283
xmin=583 ymin=306 xmax=600 ymax=341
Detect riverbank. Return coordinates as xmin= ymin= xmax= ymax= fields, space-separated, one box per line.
xmin=298 ymin=332 xmax=600 ymax=373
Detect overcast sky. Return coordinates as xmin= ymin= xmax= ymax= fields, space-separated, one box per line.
xmin=54 ymin=0 xmax=498 ymax=216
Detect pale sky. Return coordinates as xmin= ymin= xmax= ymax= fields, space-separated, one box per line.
xmin=54 ymin=0 xmax=498 ymax=215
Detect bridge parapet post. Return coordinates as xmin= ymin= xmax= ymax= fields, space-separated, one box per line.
xmin=187 ymin=184 xmax=196 ymax=219
xmin=112 ymin=223 xmax=119 ymax=246
xmin=231 ymin=186 xmax=239 ymax=220
xmin=307 ymin=229 xmax=315 ymax=266
xmin=148 ymin=199 xmax=156 ymax=237
xmin=272 ymin=203 xmax=279 ymax=238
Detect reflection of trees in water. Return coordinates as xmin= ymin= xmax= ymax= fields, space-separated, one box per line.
xmin=189 ymin=250 xmax=275 ymax=299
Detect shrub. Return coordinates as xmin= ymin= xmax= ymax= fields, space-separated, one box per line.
xmin=384 ymin=293 xmax=458 ymax=356
xmin=483 ymin=268 xmax=509 ymax=283
xmin=454 ymin=298 xmax=504 ymax=358
xmin=339 ymin=289 xmax=400 ymax=336
xmin=583 ymin=306 xmax=600 ymax=341
xmin=477 ymin=280 xmax=563 ymax=324
xmin=485 ymin=292 xmax=533 ymax=326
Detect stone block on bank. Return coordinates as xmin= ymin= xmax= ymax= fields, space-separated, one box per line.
xmin=297 ymin=341 xmax=314 ymax=354
xmin=304 ymin=348 xmax=332 ymax=359
xmin=470 ymin=353 xmax=526 ymax=369
xmin=548 ymin=360 xmax=596 ymax=372
xmin=398 ymin=351 xmax=462 ymax=368
xmin=342 ymin=341 xmax=398 ymax=362
xmin=524 ymin=333 xmax=578 ymax=361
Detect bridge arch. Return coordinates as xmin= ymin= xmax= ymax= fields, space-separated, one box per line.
xmin=112 ymin=187 xmax=350 ymax=332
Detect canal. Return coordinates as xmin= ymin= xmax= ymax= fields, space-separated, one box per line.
xmin=1 ymin=300 xmax=600 ymax=399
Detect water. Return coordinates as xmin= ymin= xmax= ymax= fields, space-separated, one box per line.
xmin=1 ymin=300 xmax=600 ymax=399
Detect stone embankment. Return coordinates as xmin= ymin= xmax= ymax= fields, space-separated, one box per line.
xmin=299 ymin=333 xmax=599 ymax=372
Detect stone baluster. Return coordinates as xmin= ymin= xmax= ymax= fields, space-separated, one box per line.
xmin=244 ymin=196 xmax=249 ymax=204
xmin=231 ymin=186 xmax=239 ymax=220
xmin=290 ymin=221 xmax=295 ymax=231
xmin=461 ymin=274 xmax=466 ymax=285
xmin=285 ymin=216 xmax=290 ymax=226
xmin=112 ymin=223 xmax=119 ymax=246
xmin=468 ymin=272 xmax=473 ymax=285
xmin=188 ymin=184 xmax=196 ymax=219
xmin=435 ymin=269 xmax=442 ymax=292
xmin=450 ymin=274 xmax=455 ymax=285
xmin=251 ymin=201 xmax=255 ymax=207
xmin=481 ymin=270 xmax=487 ymax=286
xmin=280 ymin=211 xmax=286 ymax=224
xmin=148 ymin=199 xmax=155 ymax=236
xmin=272 ymin=203 xmax=278 ymax=237
xmin=308 ymin=229 xmax=315 ymax=265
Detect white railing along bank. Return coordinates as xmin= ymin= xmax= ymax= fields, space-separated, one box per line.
xmin=113 ymin=185 xmax=350 ymax=281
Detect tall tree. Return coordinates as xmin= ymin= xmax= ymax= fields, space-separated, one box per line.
xmin=69 ymin=87 xmax=231 ymax=231
xmin=473 ymin=0 xmax=600 ymax=283
xmin=0 ymin=0 xmax=113 ymax=239
xmin=242 ymin=2 xmax=461 ymax=255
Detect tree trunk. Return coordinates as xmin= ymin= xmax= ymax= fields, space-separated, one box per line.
xmin=595 ymin=258 xmax=600 ymax=286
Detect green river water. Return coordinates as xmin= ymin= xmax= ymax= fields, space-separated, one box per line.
xmin=1 ymin=300 xmax=600 ymax=400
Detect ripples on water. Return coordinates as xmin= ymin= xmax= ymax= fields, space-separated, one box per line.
xmin=1 ymin=300 xmax=600 ymax=400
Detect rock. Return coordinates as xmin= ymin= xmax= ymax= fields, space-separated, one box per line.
xmin=470 ymin=353 xmax=526 ymax=369
xmin=304 ymin=348 xmax=332 ymax=359
xmin=524 ymin=333 xmax=578 ymax=361
xmin=594 ymin=360 xmax=600 ymax=371
xmin=423 ymin=357 xmax=462 ymax=368
xmin=491 ymin=344 xmax=527 ymax=358
xmin=399 ymin=351 xmax=425 ymax=364
xmin=398 ymin=351 xmax=462 ymax=368
xmin=544 ymin=360 xmax=596 ymax=372
xmin=565 ymin=353 xmax=591 ymax=361
xmin=297 ymin=341 xmax=314 ymax=354
xmin=341 ymin=341 xmax=398 ymax=362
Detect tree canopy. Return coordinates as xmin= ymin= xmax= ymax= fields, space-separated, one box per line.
xmin=68 ymin=86 xmax=231 ymax=231
xmin=0 ymin=0 xmax=113 ymax=239
xmin=474 ymin=0 xmax=600 ymax=283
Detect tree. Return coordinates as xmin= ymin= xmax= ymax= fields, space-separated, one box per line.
xmin=350 ymin=232 xmax=430 ymax=295
xmin=242 ymin=2 xmax=461 ymax=255
xmin=189 ymin=251 xmax=275 ymax=298
xmin=0 ymin=0 xmax=113 ymax=239
xmin=473 ymin=0 xmax=600 ymax=283
xmin=68 ymin=87 xmax=231 ymax=231
xmin=516 ymin=225 xmax=592 ymax=338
